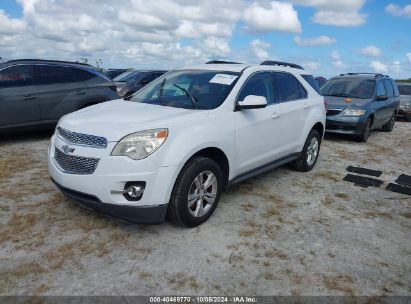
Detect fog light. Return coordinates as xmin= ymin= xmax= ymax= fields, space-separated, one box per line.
xmin=111 ymin=182 xmax=146 ymax=201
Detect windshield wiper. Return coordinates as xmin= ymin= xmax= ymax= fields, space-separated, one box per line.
xmin=172 ymin=83 xmax=198 ymax=109
xmin=156 ymin=78 xmax=167 ymax=105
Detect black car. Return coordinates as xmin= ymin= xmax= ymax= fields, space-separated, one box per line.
xmin=104 ymin=68 xmax=133 ymax=80
xmin=315 ymin=76 xmax=327 ymax=88
xmin=322 ymin=73 xmax=400 ymax=142
xmin=114 ymin=70 xmax=167 ymax=98
xmin=0 ymin=59 xmax=120 ymax=133
xmin=396 ymin=82 xmax=411 ymax=122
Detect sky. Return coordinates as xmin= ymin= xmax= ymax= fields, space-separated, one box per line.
xmin=0 ymin=0 xmax=410 ymax=78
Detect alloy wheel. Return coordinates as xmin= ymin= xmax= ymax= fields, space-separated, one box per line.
xmin=187 ymin=170 xmax=218 ymax=218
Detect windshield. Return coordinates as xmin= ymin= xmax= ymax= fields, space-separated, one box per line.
xmin=129 ymin=69 xmax=240 ymax=110
xmin=398 ymin=85 xmax=411 ymax=95
xmin=321 ymin=78 xmax=375 ymax=99
xmin=113 ymin=70 xmax=138 ymax=82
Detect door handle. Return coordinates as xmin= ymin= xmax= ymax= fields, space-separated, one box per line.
xmin=24 ymin=95 xmax=36 ymax=100
xmin=272 ymin=112 xmax=280 ymax=119
xmin=74 ymin=91 xmax=86 ymax=95
xmin=304 ymin=102 xmax=309 ymax=109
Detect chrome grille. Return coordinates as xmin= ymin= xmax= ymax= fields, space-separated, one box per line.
xmin=54 ymin=147 xmax=99 ymax=175
xmin=57 ymin=127 xmax=107 ymax=148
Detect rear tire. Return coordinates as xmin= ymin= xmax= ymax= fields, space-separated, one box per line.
xmin=167 ymin=157 xmax=223 ymax=227
xmin=357 ymin=118 xmax=372 ymax=142
xmin=293 ymin=129 xmax=321 ymax=172
xmin=382 ymin=113 xmax=395 ymax=132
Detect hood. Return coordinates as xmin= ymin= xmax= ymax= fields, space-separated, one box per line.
xmin=324 ymin=96 xmax=371 ymax=110
xmin=59 ymin=99 xmax=209 ymax=141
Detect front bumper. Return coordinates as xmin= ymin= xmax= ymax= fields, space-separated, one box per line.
xmin=48 ymin=134 xmax=183 ymax=223
xmin=52 ymin=179 xmax=167 ymax=224
xmin=325 ymin=116 xmax=366 ymax=135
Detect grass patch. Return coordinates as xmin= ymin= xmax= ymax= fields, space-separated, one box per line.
xmin=312 ymin=170 xmax=340 ymax=182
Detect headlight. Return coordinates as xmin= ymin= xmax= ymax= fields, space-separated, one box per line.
xmin=400 ymin=103 xmax=411 ymax=110
xmin=111 ymin=129 xmax=168 ymax=160
xmin=342 ymin=108 xmax=365 ymax=116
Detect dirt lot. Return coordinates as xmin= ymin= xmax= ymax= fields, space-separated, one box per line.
xmin=0 ymin=123 xmax=410 ymax=296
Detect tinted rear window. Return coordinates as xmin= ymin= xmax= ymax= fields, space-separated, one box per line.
xmin=302 ymin=74 xmax=321 ymax=94
xmin=398 ymin=85 xmax=411 ymax=95
xmin=0 ymin=65 xmax=33 ymax=87
xmin=75 ymin=68 xmax=98 ymax=81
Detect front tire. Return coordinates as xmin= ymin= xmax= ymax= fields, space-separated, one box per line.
xmin=357 ymin=118 xmax=372 ymax=142
xmin=382 ymin=113 xmax=396 ymax=132
xmin=293 ymin=129 xmax=321 ymax=172
xmin=167 ymin=157 xmax=223 ymax=227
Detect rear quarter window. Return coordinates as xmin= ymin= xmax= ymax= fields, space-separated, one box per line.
xmin=383 ymin=79 xmax=394 ymax=98
xmin=302 ymin=74 xmax=321 ymax=94
xmin=274 ymin=72 xmax=307 ymax=102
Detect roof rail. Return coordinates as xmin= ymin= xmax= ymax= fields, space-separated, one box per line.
xmin=206 ymin=60 xmax=241 ymax=64
xmin=339 ymin=72 xmax=388 ymax=78
xmin=4 ymin=59 xmax=92 ymax=67
xmin=260 ymin=60 xmax=303 ymax=70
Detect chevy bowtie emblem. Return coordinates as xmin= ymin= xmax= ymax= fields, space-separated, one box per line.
xmin=61 ymin=145 xmax=75 ymax=154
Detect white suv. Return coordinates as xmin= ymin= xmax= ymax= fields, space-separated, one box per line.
xmin=48 ymin=61 xmax=326 ymax=227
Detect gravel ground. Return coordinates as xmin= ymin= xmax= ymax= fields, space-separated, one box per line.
xmin=0 ymin=123 xmax=410 ymax=296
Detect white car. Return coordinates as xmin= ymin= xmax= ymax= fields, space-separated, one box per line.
xmin=48 ymin=60 xmax=326 ymax=227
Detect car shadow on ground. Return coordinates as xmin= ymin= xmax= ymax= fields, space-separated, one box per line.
xmin=0 ymin=129 xmax=54 ymax=144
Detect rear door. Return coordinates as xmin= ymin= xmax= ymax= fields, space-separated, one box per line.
xmin=0 ymin=64 xmax=41 ymax=127
xmin=272 ymin=72 xmax=307 ymax=151
xmin=383 ymin=79 xmax=399 ymax=118
xmin=34 ymin=65 xmax=87 ymax=122
xmin=372 ymin=80 xmax=387 ymax=127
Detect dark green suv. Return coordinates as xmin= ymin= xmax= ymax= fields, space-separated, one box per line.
xmin=321 ymin=73 xmax=400 ymax=142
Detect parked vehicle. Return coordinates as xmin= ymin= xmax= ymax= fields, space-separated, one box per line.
xmin=315 ymin=76 xmax=327 ymax=88
xmin=396 ymin=82 xmax=411 ymax=122
xmin=104 ymin=68 xmax=133 ymax=80
xmin=0 ymin=59 xmax=120 ymax=133
xmin=115 ymin=70 xmax=167 ymax=98
xmin=321 ymin=73 xmax=400 ymax=142
xmin=49 ymin=60 xmax=326 ymax=227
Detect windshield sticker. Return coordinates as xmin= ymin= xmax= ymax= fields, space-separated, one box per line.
xmin=209 ymin=74 xmax=238 ymax=85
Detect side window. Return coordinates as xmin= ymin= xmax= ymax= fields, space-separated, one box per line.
xmin=237 ymin=72 xmax=274 ymax=104
xmin=392 ymin=80 xmax=400 ymax=97
xmin=274 ymin=72 xmax=305 ymax=102
xmin=376 ymin=81 xmax=386 ymax=97
xmin=74 ymin=68 xmax=97 ymax=82
xmin=36 ymin=65 xmax=75 ymax=85
xmin=383 ymin=79 xmax=394 ymax=98
xmin=0 ymin=65 xmax=33 ymax=88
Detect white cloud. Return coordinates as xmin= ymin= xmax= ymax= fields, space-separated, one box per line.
xmin=244 ymin=1 xmax=301 ymax=33
xmin=203 ymin=37 xmax=231 ymax=57
xmin=312 ymin=10 xmax=366 ymax=26
xmin=330 ymin=51 xmax=345 ymax=68
xmin=303 ymin=61 xmax=321 ymax=71
xmin=406 ymin=53 xmax=411 ymax=63
xmin=392 ymin=60 xmax=401 ymax=73
xmin=290 ymin=0 xmax=367 ymax=27
xmin=0 ymin=9 xmax=26 ymax=35
xmin=294 ymin=35 xmax=336 ymax=46
xmin=385 ymin=3 xmax=411 ymax=18
xmin=250 ymin=39 xmax=271 ymax=61
xmin=359 ymin=45 xmax=381 ymax=57
xmin=369 ymin=61 xmax=388 ymax=73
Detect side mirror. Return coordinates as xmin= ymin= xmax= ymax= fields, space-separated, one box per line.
xmin=237 ymin=95 xmax=267 ymax=109
xmin=375 ymin=95 xmax=388 ymax=101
